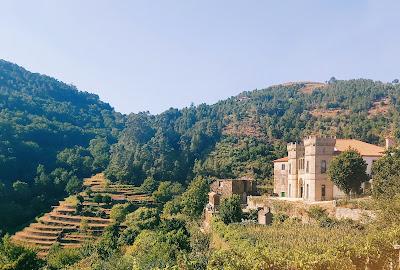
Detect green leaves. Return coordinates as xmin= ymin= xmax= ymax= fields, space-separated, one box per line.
xmin=152 ymin=181 xmax=184 ymax=204
xmin=219 ymin=195 xmax=243 ymax=224
xmin=0 ymin=235 xmax=43 ymax=270
xmin=65 ymin=176 xmax=81 ymax=195
xmin=372 ymin=148 xmax=400 ymax=200
xmin=328 ymin=149 xmax=368 ymax=196
xmin=180 ymin=176 xmax=209 ymax=219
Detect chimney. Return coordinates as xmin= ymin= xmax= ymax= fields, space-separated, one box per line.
xmin=385 ymin=137 xmax=396 ymax=150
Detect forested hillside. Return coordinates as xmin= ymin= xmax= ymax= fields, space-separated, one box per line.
xmin=1 ymin=59 xmax=400 ymax=236
xmin=2 ymin=60 xmax=400 ymax=269
xmin=0 ymin=60 xmax=124 ymax=233
xmin=106 ymin=79 xmax=400 ymax=189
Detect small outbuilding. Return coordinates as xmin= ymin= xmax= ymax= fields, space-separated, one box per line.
xmin=258 ymin=207 xmax=274 ymax=225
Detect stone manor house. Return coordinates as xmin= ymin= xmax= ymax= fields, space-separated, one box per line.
xmin=273 ymin=136 xmax=392 ymax=201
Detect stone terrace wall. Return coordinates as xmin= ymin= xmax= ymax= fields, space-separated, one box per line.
xmin=247 ymin=196 xmax=375 ymax=222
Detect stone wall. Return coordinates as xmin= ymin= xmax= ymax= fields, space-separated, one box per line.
xmin=247 ymin=196 xmax=375 ymax=222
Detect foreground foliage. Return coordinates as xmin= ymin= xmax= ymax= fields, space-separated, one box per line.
xmin=0 ymin=235 xmax=43 ymax=270
xmin=209 ymin=220 xmax=400 ymax=270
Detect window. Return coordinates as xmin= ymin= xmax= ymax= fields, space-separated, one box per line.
xmin=289 ymin=163 xmax=292 ymax=174
xmin=281 ymin=164 xmax=286 ymax=170
xmin=321 ymin=185 xmax=326 ymax=198
xmin=299 ymin=158 xmax=305 ymax=170
xmin=300 ymin=179 xmax=303 ymax=198
xmin=306 ymin=160 xmax=309 ymax=173
xmin=289 ymin=184 xmax=291 ymax=197
xmin=219 ymin=181 xmax=223 ymax=187
xmin=321 ymin=160 xmax=327 ymax=174
xmin=306 ymin=184 xmax=309 ymax=199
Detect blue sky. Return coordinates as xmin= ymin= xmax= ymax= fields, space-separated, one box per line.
xmin=1 ymin=1 xmax=399 ymax=114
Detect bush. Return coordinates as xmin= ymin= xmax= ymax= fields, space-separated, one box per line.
xmin=102 ymin=195 xmax=112 ymax=205
xmin=110 ymin=204 xmax=130 ymax=223
xmin=140 ymin=177 xmax=157 ymax=194
xmin=65 ymin=176 xmax=81 ymax=195
xmin=306 ymin=206 xmax=337 ymax=228
xmin=272 ymin=212 xmax=289 ymax=224
xmin=0 ymin=235 xmax=43 ymax=270
xmin=124 ymin=207 xmax=159 ymax=231
xmin=180 ymin=176 xmax=209 ymax=219
xmin=307 ymin=206 xmax=328 ymax=220
xmin=93 ymin=194 xmax=103 ymax=204
xmin=219 ymin=195 xmax=243 ymax=224
xmin=152 ymin=181 xmax=184 ymax=204
xmin=46 ymin=244 xmax=81 ymax=269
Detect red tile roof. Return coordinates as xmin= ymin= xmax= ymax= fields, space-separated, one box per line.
xmin=334 ymin=139 xmax=384 ymax=157
xmin=273 ymin=157 xmax=288 ymax=163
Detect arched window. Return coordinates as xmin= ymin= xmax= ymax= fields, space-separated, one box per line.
xmin=321 ymin=160 xmax=327 ymax=173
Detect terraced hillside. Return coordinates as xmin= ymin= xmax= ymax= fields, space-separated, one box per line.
xmin=11 ymin=173 xmax=153 ymax=257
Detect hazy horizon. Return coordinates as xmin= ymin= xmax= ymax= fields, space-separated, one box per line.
xmin=1 ymin=0 xmax=399 ymax=114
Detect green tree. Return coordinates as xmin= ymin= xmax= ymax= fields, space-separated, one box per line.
xmin=140 ymin=177 xmax=157 ymax=194
xmin=110 ymin=204 xmax=130 ymax=223
xmin=328 ymin=149 xmax=368 ymax=196
xmin=0 ymin=181 xmax=5 ymax=199
xmin=125 ymin=230 xmax=176 ymax=269
xmin=12 ymin=181 xmax=31 ymax=202
xmin=0 ymin=235 xmax=43 ymax=270
xmin=372 ymin=148 xmax=400 ymax=200
xmin=102 ymin=195 xmax=112 ymax=205
xmin=46 ymin=244 xmax=81 ymax=270
xmin=65 ymin=176 xmax=81 ymax=195
xmin=57 ymin=147 xmax=93 ymax=178
xmin=34 ymin=164 xmax=52 ymax=192
xmin=219 ymin=195 xmax=243 ymax=224
xmin=162 ymin=197 xmax=183 ymax=217
xmin=93 ymin=194 xmax=103 ymax=204
xmin=152 ymin=181 xmax=184 ymax=203
xmin=97 ymin=223 xmax=121 ymax=260
xmin=89 ymin=137 xmax=110 ymax=173
xmin=159 ymin=218 xmax=191 ymax=252
xmin=124 ymin=207 xmax=160 ymax=230
xmin=180 ymin=176 xmax=209 ymax=219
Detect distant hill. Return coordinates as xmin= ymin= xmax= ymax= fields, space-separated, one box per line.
xmin=106 ymin=79 xmax=399 ymax=188
xmin=0 ymin=60 xmax=123 ymax=233
xmin=0 ymin=60 xmax=123 ymax=182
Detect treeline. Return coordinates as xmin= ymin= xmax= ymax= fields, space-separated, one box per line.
xmin=106 ymin=79 xmax=400 ymax=188
xmin=0 ymin=60 xmax=123 ymax=233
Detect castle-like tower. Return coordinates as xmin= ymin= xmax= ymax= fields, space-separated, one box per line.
xmin=302 ymin=136 xmax=336 ymax=201
xmin=286 ymin=136 xmax=336 ymax=201
xmin=287 ymin=142 xmax=304 ymax=199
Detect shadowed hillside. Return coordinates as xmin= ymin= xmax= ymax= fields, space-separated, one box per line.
xmin=0 ymin=60 xmax=124 ymax=234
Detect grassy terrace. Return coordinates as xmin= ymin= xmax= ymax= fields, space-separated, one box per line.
xmin=11 ymin=173 xmax=153 ymax=257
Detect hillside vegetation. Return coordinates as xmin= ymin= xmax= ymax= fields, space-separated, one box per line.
xmin=106 ymin=79 xmax=400 ymax=187
xmin=2 ymin=60 xmax=400 ymax=269
xmin=0 ymin=60 xmax=123 ymax=233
